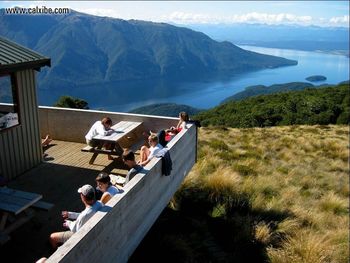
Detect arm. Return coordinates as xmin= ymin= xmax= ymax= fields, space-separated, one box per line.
xmin=62 ymin=211 xmax=80 ymax=220
xmin=64 ymin=219 xmax=75 ymax=231
xmin=139 ymin=158 xmax=151 ymax=167
xmin=65 ymin=209 xmax=89 ymax=233
xmin=100 ymin=193 xmax=112 ymax=204
xmin=139 ymin=146 xmax=159 ymax=166
xmin=68 ymin=211 xmax=80 ymax=220
xmin=176 ymin=120 xmax=183 ymax=129
xmin=96 ymin=123 xmax=108 ymax=136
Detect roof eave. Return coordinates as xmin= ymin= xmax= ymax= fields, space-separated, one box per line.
xmin=0 ymin=58 xmax=51 ymax=74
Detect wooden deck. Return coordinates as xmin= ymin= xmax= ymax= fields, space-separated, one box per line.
xmin=44 ymin=140 xmax=141 ymax=176
xmin=0 ymin=140 xmax=135 ymax=262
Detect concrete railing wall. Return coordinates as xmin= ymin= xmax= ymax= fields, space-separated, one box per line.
xmin=47 ymin=123 xmax=197 ymax=263
xmin=38 ymin=106 xmax=179 ymax=143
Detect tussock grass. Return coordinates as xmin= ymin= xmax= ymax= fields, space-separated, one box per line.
xmin=254 ymin=222 xmax=272 ymax=245
xmin=318 ymin=192 xmax=348 ymax=215
xmin=182 ymin=124 xmax=349 ymax=262
xmin=132 ymin=125 xmax=349 ymax=263
xmin=267 ymin=231 xmax=335 ymax=263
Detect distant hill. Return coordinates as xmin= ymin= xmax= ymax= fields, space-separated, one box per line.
xmin=186 ymin=23 xmax=349 ymax=55
xmin=195 ymin=84 xmax=349 ymax=127
xmin=306 ymin=75 xmax=327 ymax=82
xmin=222 ymin=82 xmax=315 ymax=103
xmin=129 ymin=103 xmax=202 ymax=117
xmin=339 ymin=80 xmax=350 ymax=85
xmin=0 ymin=9 xmax=297 ymax=93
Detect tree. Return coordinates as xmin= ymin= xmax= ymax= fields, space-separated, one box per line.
xmin=54 ymin=96 xmax=89 ymax=109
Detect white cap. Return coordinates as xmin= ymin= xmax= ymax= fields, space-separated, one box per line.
xmin=77 ymin=184 xmax=95 ymax=199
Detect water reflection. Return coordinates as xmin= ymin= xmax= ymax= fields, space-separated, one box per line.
xmin=38 ymin=46 xmax=349 ymax=112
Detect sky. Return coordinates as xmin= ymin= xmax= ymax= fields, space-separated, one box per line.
xmin=1 ymin=1 xmax=349 ymax=27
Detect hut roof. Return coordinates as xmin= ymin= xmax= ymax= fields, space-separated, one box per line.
xmin=0 ymin=37 xmax=50 ymax=73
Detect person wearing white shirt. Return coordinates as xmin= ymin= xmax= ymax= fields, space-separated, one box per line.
xmin=85 ymin=117 xmax=115 ymax=160
xmin=139 ymin=134 xmax=163 ymax=166
xmin=49 ymin=184 xmax=103 ymax=250
xmin=95 ymin=172 xmax=120 ymax=204
xmin=85 ymin=117 xmax=113 ymax=146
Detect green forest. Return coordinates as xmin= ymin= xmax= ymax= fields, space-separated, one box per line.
xmin=195 ymin=84 xmax=349 ymax=127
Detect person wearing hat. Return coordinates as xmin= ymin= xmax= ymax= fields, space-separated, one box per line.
xmin=49 ymin=184 xmax=103 ymax=250
xmin=95 ymin=172 xmax=120 ymax=204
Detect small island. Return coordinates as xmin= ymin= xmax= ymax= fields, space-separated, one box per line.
xmin=306 ymin=75 xmax=327 ymax=82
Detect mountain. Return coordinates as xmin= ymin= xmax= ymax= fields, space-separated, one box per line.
xmin=195 ymin=84 xmax=349 ymax=127
xmin=221 ymin=82 xmax=315 ymax=103
xmin=129 ymin=103 xmax=202 ymax=117
xmin=185 ymin=23 xmax=349 ymax=55
xmin=0 ymin=9 xmax=297 ymax=93
xmin=187 ymin=23 xmax=350 ymax=51
xmin=221 ymin=80 xmax=349 ymax=103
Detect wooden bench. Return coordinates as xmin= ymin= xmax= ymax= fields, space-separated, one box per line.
xmin=0 ymin=187 xmax=43 ymax=245
xmin=82 ymin=121 xmax=144 ymax=164
xmin=31 ymin=200 xmax=54 ymax=211
xmin=81 ymin=146 xmax=120 ymax=155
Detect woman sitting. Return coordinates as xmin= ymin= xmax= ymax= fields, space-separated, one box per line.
xmin=143 ymin=111 xmax=190 ymax=148
xmin=166 ymin=111 xmax=189 ymax=135
xmin=95 ymin=172 xmax=120 ymax=204
xmin=138 ymin=134 xmax=163 ymax=167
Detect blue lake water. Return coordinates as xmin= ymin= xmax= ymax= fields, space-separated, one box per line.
xmin=42 ymin=46 xmax=349 ymax=112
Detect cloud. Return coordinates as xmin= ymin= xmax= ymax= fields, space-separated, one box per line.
xmin=74 ymin=8 xmax=118 ymax=18
xmin=160 ymin=11 xmax=348 ymax=27
xmin=329 ymin=15 xmax=349 ymax=26
xmin=230 ymin=12 xmax=313 ymax=24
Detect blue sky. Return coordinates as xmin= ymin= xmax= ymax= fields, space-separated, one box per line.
xmin=2 ymin=1 xmax=349 ymax=27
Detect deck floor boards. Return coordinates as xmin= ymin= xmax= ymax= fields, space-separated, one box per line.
xmin=1 ymin=140 xmax=129 ymax=262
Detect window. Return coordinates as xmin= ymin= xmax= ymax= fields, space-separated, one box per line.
xmin=0 ymin=74 xmax=19 ymax=131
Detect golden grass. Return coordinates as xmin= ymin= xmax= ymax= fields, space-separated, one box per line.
xmin=183 ymin=124 xmax=349 ymax=262
xmin=267 ymin=231 xmax=335 ymax=263
xmin=254 ymin=222 xmax=272 ymax=245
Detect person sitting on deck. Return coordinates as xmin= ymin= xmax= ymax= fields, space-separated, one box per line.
xmin=49 ymin=184 xmax=102 ymax=250
xmin=41 ymin=134 xmax=52 ymax=147
xmin=165 ymin=111 xmax=189 ymax=136
xmin=85 ymin=117 xmax=115 ymax=160
xmin=144 ymin=111 xmax=190 ymax=147
xmin=95 ymin=172 xmax=120 ymax=204
xmin=138 ymin=134 xmax=163 ymax=167
xmin=122 ymin=150 xmax=143 ymax=185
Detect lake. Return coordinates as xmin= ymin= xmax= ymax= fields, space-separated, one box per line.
xmin=40 ymin=46 xmax=349 ymax=112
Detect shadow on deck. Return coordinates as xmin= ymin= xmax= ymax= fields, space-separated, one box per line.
xmin=0 ymin=140 xmax=129 ymax=262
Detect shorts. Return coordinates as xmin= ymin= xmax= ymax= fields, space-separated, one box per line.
xmin=58 ymin=230 xmax=74 ymax=244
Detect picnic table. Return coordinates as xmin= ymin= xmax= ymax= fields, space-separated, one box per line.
xmin=0 ymin=187 xmax=43 ymax=244
xmin=82 ymin=121 xmax=143 ymax=164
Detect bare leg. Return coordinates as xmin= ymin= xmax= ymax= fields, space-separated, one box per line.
xmin=104 ymin=143 xmax=114 ymax=160
xmin=42 ymin=135 xmax=52 ymax=147
xmin=49 ymin=232 xmax=61 ymax=250
xmin=140 ymin=146 xmax=150 ymax=162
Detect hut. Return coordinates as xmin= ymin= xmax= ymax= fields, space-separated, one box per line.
xmin=0 ymin=37 xmax=51 ymax=181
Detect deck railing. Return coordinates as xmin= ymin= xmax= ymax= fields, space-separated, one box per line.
xmin=38 ymin=106 xmax=179 ymax=143
xmin=38 ymin=107 xmax=197 ymax=263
